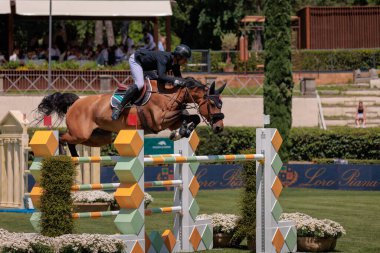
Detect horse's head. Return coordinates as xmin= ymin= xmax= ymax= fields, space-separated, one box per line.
xmin=185 ymin=78 xmax=226 ymax=134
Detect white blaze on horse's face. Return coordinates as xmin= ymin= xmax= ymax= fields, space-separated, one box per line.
xmin=199 ymin=82 xmax=226 ymax=134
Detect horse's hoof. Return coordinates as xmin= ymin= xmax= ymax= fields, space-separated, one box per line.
xmin=169 ymin=131 xmax=181 ymax=141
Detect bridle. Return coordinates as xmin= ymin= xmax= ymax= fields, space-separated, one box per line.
xmin=184 ymin=82 xmax=224 ymax=127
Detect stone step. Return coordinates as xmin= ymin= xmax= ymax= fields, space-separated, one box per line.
xmin=321 ymin=96 xmax=380 ymax=106
xmin=323 ymin=107 xmax=380 ymax=116
xmin=325 ymin=119 xmax=380 ymax=126
xmin=342 ymin=90 xmax=380 ymax=96
xmin=344 ymin=111 xmax=379 ymax=116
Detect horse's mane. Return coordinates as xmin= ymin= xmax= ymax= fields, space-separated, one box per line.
xmin=184 ymin=77 xmax=207 ymax=90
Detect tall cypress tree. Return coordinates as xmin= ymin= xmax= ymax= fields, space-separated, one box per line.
xmin=263 ymin=0 xmax=293 ymax=159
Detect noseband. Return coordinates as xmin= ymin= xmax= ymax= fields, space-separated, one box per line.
xmin=182 ymin=80 xmax=224 ymax=127
xmin=204 ymin=94 xmax=224 ymax=124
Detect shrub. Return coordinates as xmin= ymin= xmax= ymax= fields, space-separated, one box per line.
xmin=197 ymin=213 xmax=240 ymax=234
xmin=40 ymin=156 xmax=76 ymax=237
xmin=280 ymin=212 xmax=346 ymax=238
xmin=72 ymin=190 xmax=113 ymax=203
xmin=0 ymin=229 xmax=125 ymax=253
xmin=232 ymin=149 xmax=256 ymax=247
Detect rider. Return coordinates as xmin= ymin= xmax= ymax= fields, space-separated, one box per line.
xmin=111 ymin=44 xmax=192 ymax=120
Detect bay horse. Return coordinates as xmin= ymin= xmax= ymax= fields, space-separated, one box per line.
xmin=36 ymin=77 xmax=226 ymax=157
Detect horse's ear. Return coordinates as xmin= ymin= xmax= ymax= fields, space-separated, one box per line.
xmin=209 ymin=81 xmax=215 ymax=94
xmin=217 ymin=83 xmax=227 ymax=94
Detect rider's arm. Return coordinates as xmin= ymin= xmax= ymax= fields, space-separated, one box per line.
xmin=156 ymin=57 xmax=176 ymax=83
xmin=172 ymin=64 xmax=182 ymax=78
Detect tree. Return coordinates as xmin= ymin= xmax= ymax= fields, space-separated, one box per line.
xmin=171 ymin=0 xmax=257 ymax=49
xmin=263 ymin=0 xmax=294 ymax=159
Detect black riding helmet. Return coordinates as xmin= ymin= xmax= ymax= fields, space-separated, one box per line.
xmin=173 ymin=44 xmax=191 ymax=59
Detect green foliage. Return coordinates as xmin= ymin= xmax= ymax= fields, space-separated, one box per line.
xmin=65 ymin=21 xmax=95 ymax=43
xmin=221 ymin=33 xmax=238 ymax=51
xmin=0 ymin=61 xmax=130 ymax=71
xmin=172 ymin=0 xmax=256 ymax=49
xmin=263 ymin=0 xmax=294 ymax=160
xmin=196 ymin=127 xmax=256 ymax=155
xmin=232 ymin=149 xmax=256 ymax=248
xmin=288 ymin=127 xmax=380 ymax=161
xmin=30 ymin=243 xmax=55 ymax=253
xmin=292 ymin=49 xmax=380 ymax=71
xmin=40 ymin=156 xmax=76 ymax=237
xmin=313 ymin=158 xmax=380 ymax=164
xmin=195 ymin=126 xmax=380 ymax=161
xmin=0 ymin=61 xmax=21 ymax=69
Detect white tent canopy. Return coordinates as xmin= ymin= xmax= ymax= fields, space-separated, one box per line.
xmin=0 ymin=0 xmax=11 ymax=14
xmin=15 ymin=0 xmax=172 ymax=17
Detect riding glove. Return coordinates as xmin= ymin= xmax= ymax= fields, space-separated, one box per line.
xmin=174 ymin=79 xmax=186 ymax=87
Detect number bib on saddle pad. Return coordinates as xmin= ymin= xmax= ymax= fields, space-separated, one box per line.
xmin=110 ymin=78 xmax=152 ymax=108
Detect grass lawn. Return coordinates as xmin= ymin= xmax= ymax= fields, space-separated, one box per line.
xmin=1 ymin=188 xmax=379 ymax=253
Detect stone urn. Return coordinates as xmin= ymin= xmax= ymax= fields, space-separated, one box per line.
xmin=72 ymin=202 xmax=110 ymax=213
xmin=297 ymin=237 xmax=337 ymax=252
xmin=213 ymin=233 xmax=233 ymax=248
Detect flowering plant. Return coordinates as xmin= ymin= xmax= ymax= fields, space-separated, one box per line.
xmin=143 ymin=192 xmax=154 ymax=206
xmin=197 ymin=213 xmax=240 ymax=234
xmin=0 ymin=229 xmax=125 ymax=253
xmin=72 ymin=190 xmax=114 ymax=203
xmin=280 ymin=212 xmax=346 ymax=239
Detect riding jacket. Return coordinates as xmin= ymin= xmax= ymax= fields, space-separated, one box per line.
xmin=134 ymin=49 xmax=182 ymax=83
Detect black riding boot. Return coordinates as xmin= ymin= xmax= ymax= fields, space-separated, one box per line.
xmin=112 ymin=84 xmax=139 ymax=120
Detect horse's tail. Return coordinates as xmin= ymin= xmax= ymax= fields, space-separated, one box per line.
xmin=37 ymin=92 xmax=79 ymax=119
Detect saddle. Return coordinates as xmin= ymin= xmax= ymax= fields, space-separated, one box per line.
xmin=110 ymin=78 xmax=152 ymax=108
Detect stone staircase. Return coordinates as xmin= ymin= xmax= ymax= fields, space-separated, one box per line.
xmin=320 ymin=95 xmax=380 ymax=127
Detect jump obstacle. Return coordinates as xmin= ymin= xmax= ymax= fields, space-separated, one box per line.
xmin=28 ymin=129 xmax=296 ymax=253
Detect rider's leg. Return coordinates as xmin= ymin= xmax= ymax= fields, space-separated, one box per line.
xmin=112 ymin=53 xmax=144 ymax=120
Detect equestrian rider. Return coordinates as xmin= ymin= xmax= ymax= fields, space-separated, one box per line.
xmin=111 ymin=44 xmax=192 ymax=120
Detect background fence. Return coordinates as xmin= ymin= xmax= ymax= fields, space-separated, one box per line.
xmin=1 ymin=48 xmax=380 ymax=95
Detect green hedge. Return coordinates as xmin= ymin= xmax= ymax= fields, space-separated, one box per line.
xmin=195 ymin=127 xmax=380 ymax=161
xmin=186 ymin=49 xmax=380 ymax=72
xmin=28 ymin=127 xmax=380 ymax=162
xmin=232 ymin=149 xmax=256 ymax=249
xmin=40 ymin=156 xmax=76 ymax=237
xmin=292 ymin=49 xmax=380 ymax=71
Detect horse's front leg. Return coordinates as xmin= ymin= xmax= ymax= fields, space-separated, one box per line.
xmin=169 ymin=114 xmax=201 ymax=141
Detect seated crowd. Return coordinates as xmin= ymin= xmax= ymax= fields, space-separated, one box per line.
xmin=1 ymin=31 xmax=167 ymax=66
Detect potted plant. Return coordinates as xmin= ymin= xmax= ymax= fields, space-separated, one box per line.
xmin=280 ymin=212 xmax=346 ymax=252
xmin=197 ymin=213 xmax=240 ymax=248
xmin=220 ymin=33 xmax=238 ymax=72
xmin=110 ymin=192 xmax=154 ymax=210
xmin=72 ymin=190 xmax=113 ymax=212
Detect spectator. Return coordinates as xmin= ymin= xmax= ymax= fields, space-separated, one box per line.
xmin=0 ymin=52 xmax=7 ymax=64
xmin=49 ymin=44 xmax=61 ymax=61
xmin=126 ymin=36 xmax=134 ymax=50
xmin=115 ymin=44 xmax=125 ymax=62
xmin=95 ymin=44 xmax=108 ymax=65
xmin=142 ymin=30 xmax=156 ymax=50
xmin=355 ymin=101 xmax=366 ymax=128
xmin=158 ymin=35 xmax=166 ymax=51
xmin=26 ymin=50 xmax=38 ymax=61
xmin=9 ymin=48 xmax=20 ymax=62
